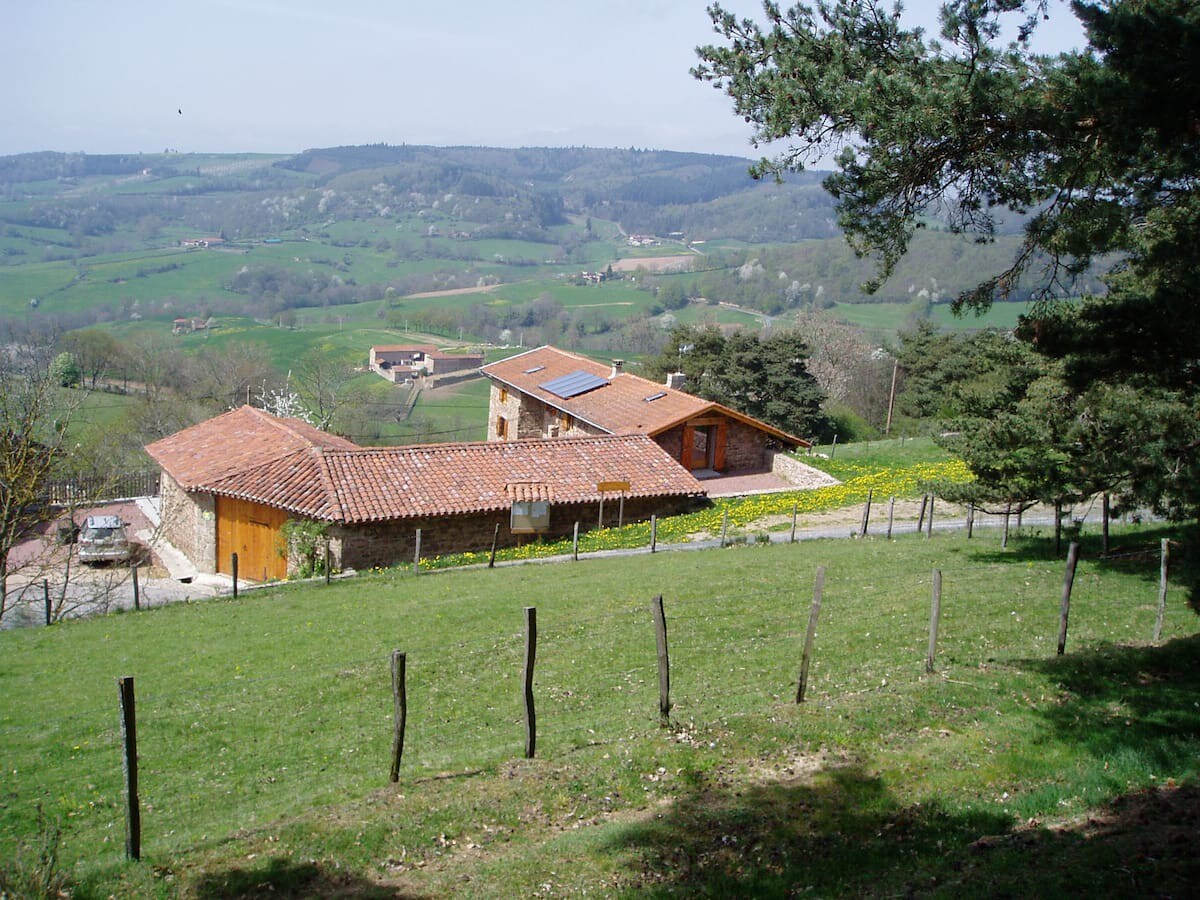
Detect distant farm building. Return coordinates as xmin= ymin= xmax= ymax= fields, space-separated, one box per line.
xmin=369 ymin=345 xmax=483 ymax=383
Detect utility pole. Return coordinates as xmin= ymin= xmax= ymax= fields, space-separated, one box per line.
xmin=884 ymin=358 xmax=899 ymax=436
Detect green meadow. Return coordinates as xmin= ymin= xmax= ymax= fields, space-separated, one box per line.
xmin=2 ymin=520 xmax=1196 ymax=897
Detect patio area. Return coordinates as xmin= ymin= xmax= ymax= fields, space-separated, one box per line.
xmin=695 ymin=468 xmax=810 ymax=498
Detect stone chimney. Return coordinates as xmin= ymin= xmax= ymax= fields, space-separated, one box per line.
xmin=666 ymin=372 xmax=686 ymax=391
xmin=610 ymin=359 xmax=624 ymax=378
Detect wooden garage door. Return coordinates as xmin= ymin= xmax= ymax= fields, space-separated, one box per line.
xmin=216 ymin=497 xmax=287 ymax=581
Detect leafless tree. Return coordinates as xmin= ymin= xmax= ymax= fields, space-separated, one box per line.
xmin=0 ymin=347 xmax=79 ymax=623
xmin=291 ymin=347 xmax=366 ymax=431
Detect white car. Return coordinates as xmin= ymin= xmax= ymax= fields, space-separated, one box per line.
xmin=77 ymin=515 xmax=132 ymax=565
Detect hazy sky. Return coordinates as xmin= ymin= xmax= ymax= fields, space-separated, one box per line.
xmin=5 ymin=0 xmax=1085 ymax=159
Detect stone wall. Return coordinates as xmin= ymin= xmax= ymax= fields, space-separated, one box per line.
xmin=159 ymin=473 xmax=216 ymax=572
xmin=769 ymin=451 xmax=840 ymax=489
xmin=654 ymin=416 xmax=774 ymax=471
xmin=486 ymin=382 xmax=525 ymax=440
xmin=329 ymin=494 xmax=703 ymax=571
xmin=724 ymin=419 xmax=772 ymax=470
xmin=486 ymin=381 xmax=605 ymax=441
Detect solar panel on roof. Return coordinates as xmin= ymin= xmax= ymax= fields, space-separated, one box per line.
xmin=540 ymin=370 xmax=609 ymax=399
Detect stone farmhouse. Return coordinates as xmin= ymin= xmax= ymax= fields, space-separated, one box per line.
xmin=481 ymin=346 xmax=810 ymax=477
xmin=145 ymin=406 xmax=704 ymax=581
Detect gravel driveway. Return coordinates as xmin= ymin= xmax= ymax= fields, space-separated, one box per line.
xmin=2 ymin=500 xmax=225 ymax=629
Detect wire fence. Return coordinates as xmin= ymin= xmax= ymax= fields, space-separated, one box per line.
xmin=1 ymin=537 xmax=1182 ymax=867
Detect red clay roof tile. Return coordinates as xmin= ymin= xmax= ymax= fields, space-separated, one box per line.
xmin=144 ymin=406 xmax=358 ymax=489
xmin=146 ymin=407 xmax=704 ymax=523
xmin=481 ymin=346 xmax=807 ymax=446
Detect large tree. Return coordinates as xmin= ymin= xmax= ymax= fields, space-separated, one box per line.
xmin=647 ymin=324 xmax=831 ymax=438
xmin=695 ymin=0 xmax=1200 ymax=529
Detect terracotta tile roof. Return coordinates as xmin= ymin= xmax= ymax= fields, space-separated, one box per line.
xmin=147 ymin=409 xmax=705 ymax=523
xmin=506 ymin=482 xmax=554 ymax=502
xmin=145 ymin=405 xmax=358 ymax=489
xmin=481 ymin=346 xmax=808 ymax=446
xmin=324 ymin=435 xmax=703 ymax=523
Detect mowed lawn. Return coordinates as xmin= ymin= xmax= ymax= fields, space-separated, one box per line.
xmin=2 ymin=521 xmax=1197 ymax=897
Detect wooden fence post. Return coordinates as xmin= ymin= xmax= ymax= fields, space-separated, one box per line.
xmin=1153 ymin=538 xmax=1170 ymax=642
xmin=523 ymin=607 xmax=537 ymax=759
xmin=389 ymin=651 xmax=407 ymax=783
xmin=618 ymin=494 xmax=625 ymax=528
xmin=917 ymin=495 xmax=928 ymax=534
xmin=926 ymin=569 xmax=942 ymax=674
xmin=650 ymin=515 xmax=657 ymax=553
xmin=324 ymin=541 xmax=331 ymax=585
xmin=43 ymin=579 xmax=51 ymax=625
xmin=720 ymin=509 xmax=729 ymax=548
xmin=1057 ymin=542 xmax=1080 ymax=656
xmin=790 ymin=501 xmax=799 ymax=544
xmin=652 ymin=595 xmax=671 ymax=724
xmin=572 ymin=521 xmax=580 ymax=561
xmin=132 ymin=565 xmax=140 ymax=611
xmin=413 ymin=528 xmax=422 ymax=575
xmin=231 ymin=552 xmax=238 ymax=598
xmin=488 ymin=522 xmax=500 ymax=568
xmin=887 ymin=496 xmax=895 ymax=540
xmin=830 ymin=434 xmax=838 ymax=458
xmin=597 ymin=497 xmax=604 ymax=529
xmin=117 ymin=676 xmax=141 ymax=861
xmin=859 ymin=488 xmax=873 ymax=538
xmin=925 ymin=496 xmax=935 ymax=538
xmin=796 ymin=566 xmax=826 ymax=703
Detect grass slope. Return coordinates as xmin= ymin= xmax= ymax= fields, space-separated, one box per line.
xmin=2 ymin=522 xmax=1197 ymax=897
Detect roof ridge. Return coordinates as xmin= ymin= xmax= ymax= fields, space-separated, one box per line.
xmin=313 ymin=433 xmax=647 ymax=457
xmin=241 ymin=404 xmax=322 ymax=446
xmin=480 ymin=345 xmax=547 ymax=369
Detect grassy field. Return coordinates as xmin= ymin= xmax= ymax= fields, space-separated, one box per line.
xmin=2 ymin=517 xmax=1197 ymax=896
xmin=828 ymin=299 xmax=1028 ymax=338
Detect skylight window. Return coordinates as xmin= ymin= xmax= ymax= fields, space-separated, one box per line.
xmin=523 ymin=365 xmax=546 ymax=374
xmin=643 ymin=391 xmax=667 ymax=402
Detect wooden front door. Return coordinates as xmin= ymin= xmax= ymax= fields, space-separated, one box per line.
xmin=216 ymin=496 xmax=288 ymax=581
xmin=679 ymin=419 xmax=728 ymax=471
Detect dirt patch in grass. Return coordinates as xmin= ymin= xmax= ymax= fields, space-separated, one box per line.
xmin=611 ymin=255 xmax=696 ymax=272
